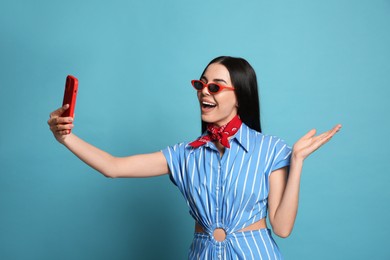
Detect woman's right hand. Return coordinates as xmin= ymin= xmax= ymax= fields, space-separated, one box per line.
xmin=47 ymin=104 xmax=74 ymax=144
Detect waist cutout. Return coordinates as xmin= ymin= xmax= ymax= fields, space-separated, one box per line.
xmin=195 ymin=218 xmax=267 ymax=241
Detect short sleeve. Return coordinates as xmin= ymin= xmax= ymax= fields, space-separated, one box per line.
xmin=270 ymin=138 xmax=292 ymax=173
xmin=161 ymin=143 xmax=186 ymax=187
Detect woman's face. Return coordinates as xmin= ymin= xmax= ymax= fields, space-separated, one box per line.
xmin=197 ymin=63 xmax=238 ymax=127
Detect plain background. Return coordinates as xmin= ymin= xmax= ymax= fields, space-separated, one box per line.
xmin=1 ymin=0 xmax=389 ymax=259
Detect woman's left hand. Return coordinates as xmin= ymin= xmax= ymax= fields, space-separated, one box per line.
xmin=292 ymin=124 xmax=342 ymax=161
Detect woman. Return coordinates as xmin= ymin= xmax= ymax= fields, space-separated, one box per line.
xmin=48 ymin=56 xmax=341 ymax=259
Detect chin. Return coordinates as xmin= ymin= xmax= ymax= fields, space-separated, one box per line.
xmin=201 ymin=114 xmax=214 ymax=124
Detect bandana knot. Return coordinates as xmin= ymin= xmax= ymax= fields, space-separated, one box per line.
xmin=189 ymin=115 xmax=242 ymax=148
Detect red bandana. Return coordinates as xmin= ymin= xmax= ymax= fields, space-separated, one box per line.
xmin=189 ymin=115 xmax=242 ymax=148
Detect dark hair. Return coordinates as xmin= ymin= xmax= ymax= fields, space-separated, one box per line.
xmin=200 ymin=56 xmax=261 ymax=133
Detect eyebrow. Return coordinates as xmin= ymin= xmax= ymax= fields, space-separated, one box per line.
xmin=201 ymin=76 xmax=228 ymax=84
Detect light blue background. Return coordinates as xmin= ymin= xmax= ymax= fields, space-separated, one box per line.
xmin=1 ymin=0 xmax=389 ymax=259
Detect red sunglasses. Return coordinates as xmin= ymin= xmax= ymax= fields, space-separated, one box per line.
xmin=191 ymin=80 xmax=235 ymax=94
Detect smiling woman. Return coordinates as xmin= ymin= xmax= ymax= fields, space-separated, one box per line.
xmin=47 ymin=56 xmax=341 ymax=259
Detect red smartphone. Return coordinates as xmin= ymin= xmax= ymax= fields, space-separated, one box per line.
xmin=61 ymin=75 xmax=78 ymax=118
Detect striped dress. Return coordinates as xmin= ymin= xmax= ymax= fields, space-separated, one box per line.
xmin=162 ymin=123 xmax=292 ymax=259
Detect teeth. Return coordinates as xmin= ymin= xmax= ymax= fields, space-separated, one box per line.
xmin=202 ymin=101 xmax=216 ymax=106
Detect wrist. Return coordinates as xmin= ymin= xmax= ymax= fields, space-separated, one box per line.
xmin=59 ymin=133 xmax=74 ymax=146
xmin=291 ymin=151 xmax=305 ymax=164
xmin=289 ymin=153 xmax=304 ymax=178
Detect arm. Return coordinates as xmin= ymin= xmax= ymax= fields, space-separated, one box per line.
xmin=267 ymin=124 xmax=342 ymax=238
xmin=48 ymin=105 xmax=168 ymax=178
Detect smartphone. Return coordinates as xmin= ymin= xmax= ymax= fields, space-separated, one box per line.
xmin=61 ymin=75 xmax=78 ymax=118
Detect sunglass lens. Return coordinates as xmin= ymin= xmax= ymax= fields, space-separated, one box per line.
xmin=208 ymin=84 xmax=220 ymax=93
xmin=193 ymin=81 xmax=204 ymax=90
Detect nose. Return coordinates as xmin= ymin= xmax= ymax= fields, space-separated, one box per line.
xmin=200 ymin=85 xmax=211 ymax=96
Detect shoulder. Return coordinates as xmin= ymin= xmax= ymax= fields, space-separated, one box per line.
xmin=240 ymin=124 xmax=288 ymax=144
xmin=162 ymin=141 xmax=192 ymax=154
xmin=243 ymin=125 xmax=291 ymax=154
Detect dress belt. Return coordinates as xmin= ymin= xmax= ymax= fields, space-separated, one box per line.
xmin=195 ymin=218 xmax=267 ymax=234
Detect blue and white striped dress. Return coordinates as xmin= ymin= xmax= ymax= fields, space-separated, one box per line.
xmin=162 ymin=123 xmax=292 ymax=259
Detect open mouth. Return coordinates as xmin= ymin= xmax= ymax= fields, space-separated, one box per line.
xmin=202 ymin=101 xmax=217 ymax=110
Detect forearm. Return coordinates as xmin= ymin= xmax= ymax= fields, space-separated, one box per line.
xmin=61 ymin=133 xmax=168 ymax=178
xmin=270 ymin=124 xmax=341 ymax=237
xmin=271 ymin=156 xmax=303 ymax=237
xmin=61 ymin=133 xmax=116 ymax=177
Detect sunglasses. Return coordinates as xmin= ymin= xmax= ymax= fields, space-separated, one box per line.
xmin=191 ymin=80 xmax=235 ymax=94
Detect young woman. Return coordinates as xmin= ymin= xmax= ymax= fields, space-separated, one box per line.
xmin=48 ymin=56 xmax=341 ymax=259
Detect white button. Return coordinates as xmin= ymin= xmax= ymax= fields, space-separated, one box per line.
xmin=216 ymin=207 xmax=219 ymax=211
xmin=216 ymin=186 xmax=220 ymax=190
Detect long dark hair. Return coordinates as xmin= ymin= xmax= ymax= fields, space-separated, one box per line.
xmin=200 ymin=56 xmax=261 ymax=133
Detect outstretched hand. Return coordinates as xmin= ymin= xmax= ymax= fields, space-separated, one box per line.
xmin=293 ymin=124 xmax=342 ymax=161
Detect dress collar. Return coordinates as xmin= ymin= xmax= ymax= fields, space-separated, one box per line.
xmin=201 ymin=123 xmax=250 ymax=153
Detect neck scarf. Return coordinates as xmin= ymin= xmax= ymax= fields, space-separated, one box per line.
xmin=189 ymin=115 xmax=242 ymax=148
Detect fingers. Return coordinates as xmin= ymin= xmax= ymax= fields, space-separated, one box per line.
xmin=323 ymin=124 xmax=342 ymax=140
xmin=48 ymin=116 xmax=73 ymax=124
xmin=330 ymin=124 xmax=342 ymax=135
xmin=301 ymin=128 xmax=317 ymax=140
xmin=48 ymin=105 xmax=73 ymax=125
xmin=48 ymin=104 xmax=75 ymax=138
xmin=313 ymin=124 xmax=342 ymax=147
xmin=50 ymin=122 xmax=74 ymax=132
xmin=294 ymin=124 xmax=342 ymax=160
xmin=47 ymin=116 xmax=73 ymax=127
xmin=49 ymin=104 xmax=69 ymax=118
xmin=49 ymin=121 xmax=74 ymax=135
